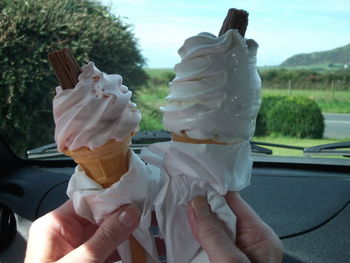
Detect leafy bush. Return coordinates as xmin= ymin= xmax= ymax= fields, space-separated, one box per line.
xmin=0 ymin=0 xmax=146 ymax=156
xmin=255 ymin=96 xmax=286 ymax=136
xmin=266 ymin=96 xmax=324 ymax=138
xmin=147 ymin=70 xmax=175 ymax=88
xmin=163 ymin=71 xmax=176 ymax=83
xmin=138 ymin=106 xmax=164 ymax=131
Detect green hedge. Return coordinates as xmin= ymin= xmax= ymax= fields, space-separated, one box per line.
xmin=0 ymin=0 xmax=146 ymax=156
xmin=255 ymin=96 xmax=324 ymax=138
xmin=255 ymin=96 xmax=286 ymax=136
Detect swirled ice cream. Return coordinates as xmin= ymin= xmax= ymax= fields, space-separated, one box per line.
xmin=161 ymin=29 xmax=261 ymax=143
xmin=52 ymin=61 xmax=152 ymax=262
xmin=53 ymin=62 xmax=141 ymax=152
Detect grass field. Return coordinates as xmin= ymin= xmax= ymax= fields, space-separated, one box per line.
xmin=143 ymin=68 xmax=350 ymax=113
xmin=135 ymin=84 xmax=167 ymax=131
xmin=144 ymin=68 xmax=172 ymax=78
xmin=262 ymin=88 xmax=350 ymax=113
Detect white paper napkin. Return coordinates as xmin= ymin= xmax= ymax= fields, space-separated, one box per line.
xmin=67 ymin=141 xmax=252 ymax=263
xmin=67 ymin=150 xmax=162 ymax=263
xmin=141 ymin=141 xmax=252 ymax=263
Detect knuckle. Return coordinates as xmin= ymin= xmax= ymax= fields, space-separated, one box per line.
xmin=98 ymin=224 xmax=121 ymax=245
xmin=199 ymin=223 xmax=225 ymax=241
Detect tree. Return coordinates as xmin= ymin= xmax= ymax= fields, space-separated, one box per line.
xmin=0 ymin=0 xmax=147 ymax=156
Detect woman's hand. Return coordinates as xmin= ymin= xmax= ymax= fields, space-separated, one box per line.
xmin=25 ymin=200 xmax=141 ymax=263
xmin=188 ymin=192 xmax=283 ymax=263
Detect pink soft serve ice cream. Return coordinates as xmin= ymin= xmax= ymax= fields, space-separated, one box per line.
xmin=53 ymin=62 xmax=141 ymax=152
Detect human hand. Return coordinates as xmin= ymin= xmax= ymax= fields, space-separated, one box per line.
xmin=25 ymin=200 xmax=141 ymax=263
xmin=224 ymin=192 xmax=283 ymax=262
xmin=188 ymin=193 xmax=283 ymax=263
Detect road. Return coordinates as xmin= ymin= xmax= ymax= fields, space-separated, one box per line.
xmin=323 ymin=113 xmax=350 ymax=139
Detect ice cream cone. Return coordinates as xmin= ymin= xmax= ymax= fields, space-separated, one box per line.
xmin=64 ymin=136 xmax=131 ymax=188
xmin=64 ymin=135 xmax=147 ymax=262
xmin=50 ymin=49 xmax=147 ymax=263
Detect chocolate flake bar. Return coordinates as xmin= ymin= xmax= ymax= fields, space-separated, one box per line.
xmin=48 ymin=48 xmax=81 ymax=90
xmin=219 ymin=8 xmax=249 ymax=37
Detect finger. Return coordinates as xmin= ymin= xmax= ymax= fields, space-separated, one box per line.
xmin=225 ymin=191 xmax=275 ymax=244
xmin=54 ymin=199 xmax=74 ymax=213
xmin=54 ymin=200 xmax=93 ymax=225
xmin=25 ymin=203 xmax=78 ymax=263
xmin=59 ymin=204 xmax=141 ymax=263
xmin=48 ymin=200 xmax=75 ymax=222
xmin=188 ymin=196 xmax=250 ymax=263
xmin=49 ymin=200 xmax=98 ymax=247
xmin=225 ymin=192 xmax=283 ymax=263
xmin=225 ymin=191 xmax=263 ymax=223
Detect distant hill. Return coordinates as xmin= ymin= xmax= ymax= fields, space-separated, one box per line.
xmin=281 ymin=43 xmax=350 ymax=67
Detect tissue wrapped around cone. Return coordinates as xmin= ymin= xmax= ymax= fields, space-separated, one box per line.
xmin=64 ymin=136 xmax=131 ymax=188
xmin=64 ymin=135 xmax=147 ymax=261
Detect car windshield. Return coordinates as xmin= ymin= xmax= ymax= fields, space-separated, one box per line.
xmin=1 ymin=0 xmax=349 ymax=159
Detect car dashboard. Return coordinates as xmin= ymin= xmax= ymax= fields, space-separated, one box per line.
xmin=0 ymin=136 xmax=350 ymax=263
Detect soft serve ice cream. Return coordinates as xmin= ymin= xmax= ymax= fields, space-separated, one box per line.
xmin=53 ymin=62 xmax=160 ymax=263
xmin=53 ymin=62 xmax=141 ymax=152
xmin=139 ymin=29 xmax=262 ymax=263
xmin=161 ymin=29 xmax=261 ymax=143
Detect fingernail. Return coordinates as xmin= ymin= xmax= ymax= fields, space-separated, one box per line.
xmin=191 ymin=196 xmax=211 ymax=218
xmin=118 ymin=205 xmax=141 ymax=228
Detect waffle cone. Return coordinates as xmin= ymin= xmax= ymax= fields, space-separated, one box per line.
xmin=64 ymin=137 xmax=131 ymax=188
xmin=172 ymin=132 xmax=228 ymax=145
xmin=65 ymin=137 xmax=147 ymax=262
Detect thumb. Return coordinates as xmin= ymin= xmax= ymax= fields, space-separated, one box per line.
xmin=188 ymin=196 xmax=249 ymax=263
xmin=60 ymin=204 xmax=141 ymax=263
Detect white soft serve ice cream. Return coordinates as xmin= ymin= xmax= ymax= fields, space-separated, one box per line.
xmin=161 ymin=29 xmax=261 ymax=143
xmin=53 ymin=62 xmax=141 ymax=152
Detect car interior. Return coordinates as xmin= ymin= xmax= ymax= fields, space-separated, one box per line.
xmin=0 ymin=132 xmax=349 ymax=262
xmin=1 ymin=1 xmax=350 ymax=262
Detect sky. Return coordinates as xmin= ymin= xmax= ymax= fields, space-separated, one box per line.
xmin=99 ymin=0 xmax=350 ymax=68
